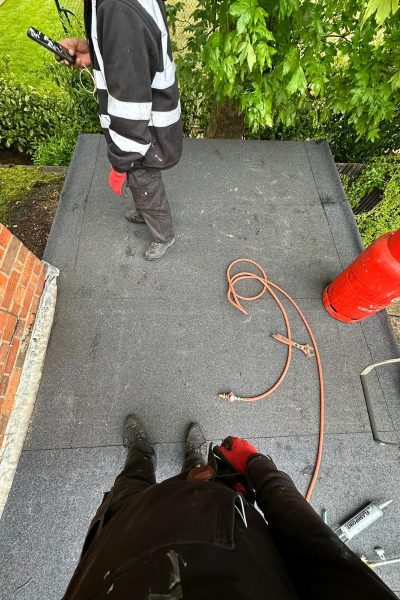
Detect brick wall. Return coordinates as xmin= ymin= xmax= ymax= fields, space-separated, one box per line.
xmin=0 ymin=225 xmax=47 ymax=448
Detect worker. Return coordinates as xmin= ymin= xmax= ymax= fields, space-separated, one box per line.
xmin=58 ymin=0 xmax=183 ymax=260
xmin=63 ymin=415 xmax=397 ymax=598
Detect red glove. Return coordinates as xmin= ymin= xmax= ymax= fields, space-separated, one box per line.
xmin=215 ymin=436 xmax=260 ymax=474
xmin=109 ymin=167 xmax=126 ymax=196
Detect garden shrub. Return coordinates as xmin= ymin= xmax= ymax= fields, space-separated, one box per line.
xmin=0 ymin=58 xmax=67 ymax=155
xmin=33 ymin=63 xmax=101 ymax=165
xmin=0 ymin=56 xmax=101 ymax=165
xmin=343 ymin=154 xmax=400 ymax=246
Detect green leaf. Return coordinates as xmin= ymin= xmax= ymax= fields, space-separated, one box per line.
xmin=389 ymin=70 xmax=400 ymax=89
xmin=247 ymin=44 xmax=257 ymax=71
xmin=286 ymin=65 xmax=307 ymax=95
xmin=282 ymin=47 xmax=300 ymax=76
xmin=363 ymin=0 xmax=398 ymax=24
xmin=229 ymin=1 xmax=251 ymax=18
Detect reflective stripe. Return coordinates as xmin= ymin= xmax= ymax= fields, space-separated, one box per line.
xmin=108 ymin=95 xmax=152 ymax=121
xmin=150 ymin=101 xmax=181 ymax=127
xmin=99 ymin=114 xmax=111 ymax=129
xmin=108 ymin=129 xmax=151 ymax=154
xmin=91 ymin=0 xmax=105 ymax=73
xmin=152 ymin=60 xmax=176 ymax=90
xmin=93 ymin=69 xmax=107 ymax=90
xmin=136 ymin=0 xmax=166 ymax=33
xmin=136 ymin=0 xmax=176 ymax=91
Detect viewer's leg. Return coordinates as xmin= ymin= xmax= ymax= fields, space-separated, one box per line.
xmin=80 ymin=415 xmax=155 ymax=556
xmin=182 ymin=422 xmax=208 ymax=472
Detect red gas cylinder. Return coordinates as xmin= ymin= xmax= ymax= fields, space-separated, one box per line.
xmin=323 ymin=229 xmax=400 ymax=322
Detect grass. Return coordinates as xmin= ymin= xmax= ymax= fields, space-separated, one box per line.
xmin=0 ymin=0 xmax=77 ymax=90
xmin=0 ymin=166 xmax=62 ymax=221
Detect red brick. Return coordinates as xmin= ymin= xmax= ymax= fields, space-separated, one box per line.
xmin=0 ymin=226 xmax=11 ymax=249
xmin=0 ymin=375 xmax=9 ymax=397
xmin=14 ymin=319 xmax=26 ymax=339
xmin=1 ymin=270 xmax=20 ymax=310
xmin=4 ymin=338 xmax=20 ymax=376
xmin=27 ymin=312 xmax=36 ymax=328
xmin=0 ymin=413 xmax=8 ymax=436
xmin=2 ymin=369 xmax=21 ymax=414
xmin=30 ymin=273 xmax=38 ymax=290
xmin=0 ymin=311 xmax=7 ymax=335
xmin=11 ymin=302 xmax=20 ymax=317
xmin=19 ymin=253 xmax=35 ymax=287
xmin=0 ymin=342 xmax=9 ymax=364
xmin=1 ymin=313 xmax=18 ymax=342
xmin=36 ymin=270 xmax=46 ymax=296
xmin=1 ymin=237 xmax=21 ymax=275
xmin=17 ymin=245 xmax=28 ymax=264
xmin=14 ymin=284 xmax=26 ymax=307
xmin=33 ymin=260 xmax=42 ymax=276
xmin=0 ymin=272 xmax=8 ymax=297
xmin=20 ymin=283 xmax=36 ymax=319
xmin=13 ymin=261 xmax=24 ymax=273
xmin=29 ymin=295 xmax=40 ymax=317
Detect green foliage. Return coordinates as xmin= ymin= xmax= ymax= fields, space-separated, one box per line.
xmin=0 ymin=166 xmax=63 ymax=221
xmin=343 ymin=154 xmax=400 ymax=245
xmin=178 ymin=0 xmax=400 ymax=141
xmin=0 ymin=56 xmax=100 ymax=165
xmin=251 ymin=101 xmax=400 ymax=162
xmin=0 ymin=58 xmax=66 ymax=155
xmin=33 ymin=127 xmax=79 ymax=167
xmin=33 ymin=62 xmax=100 ymax=166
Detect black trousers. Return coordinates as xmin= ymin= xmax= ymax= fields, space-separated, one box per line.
xmin=127 ymin=168 xmax=174 ymax=243
xmin=81 ymin=444 xmax=204 ymax=557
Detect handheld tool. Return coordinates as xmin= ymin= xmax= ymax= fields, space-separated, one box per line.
xmin=335 ymin=500 xmax=393 ymax=543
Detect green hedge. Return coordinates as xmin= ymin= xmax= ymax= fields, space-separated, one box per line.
xmin=0 ymin=59 xmax=67 ymax=155
xmin=0 ymin=58 xmax=100 ymax=165
xmin=342 ymin=154 xmax=400 ymax=245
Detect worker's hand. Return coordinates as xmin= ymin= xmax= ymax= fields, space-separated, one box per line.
xmin=109 ymin=167 xmax=127 ymax=196
xmin=56 ymin=38 xmax=91 ymax=69
xmin=215 ymin=436 xmax=260 ymax=474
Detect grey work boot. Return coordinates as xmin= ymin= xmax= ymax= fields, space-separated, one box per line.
xmin=122 ymin=414 xmax=155 ymax=465
xmin=144 ymin=237 xmax=175 ymax=261
xmin=125 ymin=209 xmax=146 ymax=224
xmin=183 ymin=422 xmax=208 ymax=472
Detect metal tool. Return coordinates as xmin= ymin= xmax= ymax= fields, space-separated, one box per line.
xmin=362 ymin=555 xmax=400 ymax=570
xmin=360 ymin=358 xmax=400 ymax=447
xmin=335 ymin=500 xmax=393 ymax=543
xmin=272 ymin=333 xmax=315 ymax=358
xmin=375 ymin=546 xmax=386 ymax=561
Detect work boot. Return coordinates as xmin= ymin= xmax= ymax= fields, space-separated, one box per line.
xmin=183 ymin=422 xmax=208 ymax=472
xmin=122 ymin=414 xmax=155 ymax=466
xmin=144 ymin=237 xmax=175 ymax=261
xmin=125 ymin=209 xmax=146 ymax=224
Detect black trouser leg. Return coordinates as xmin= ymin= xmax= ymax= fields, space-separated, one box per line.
xmin=109 ymin=441 xmax=156 ymax=514
xmin=127 ymin=168 xmax=174 ymax=243
xmin=80 ymin=442 xmax=156 ymax=556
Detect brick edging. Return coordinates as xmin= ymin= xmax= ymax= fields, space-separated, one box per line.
xmin=0 ymin=225 xmax=47 ymax=445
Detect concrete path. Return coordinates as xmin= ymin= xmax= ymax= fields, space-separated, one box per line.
xmin=1 ymin=136 xmax=399 ymax=598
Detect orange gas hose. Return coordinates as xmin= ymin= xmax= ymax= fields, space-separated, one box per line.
xmin=220 ymin=258 xmax=325 ymax=502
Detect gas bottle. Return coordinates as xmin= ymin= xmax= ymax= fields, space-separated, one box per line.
xmin=323 ymin=229 xmax=400 ymax=322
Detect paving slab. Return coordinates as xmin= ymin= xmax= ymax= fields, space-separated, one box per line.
xmin=1 ymin=136 xmax=399 ymax=598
